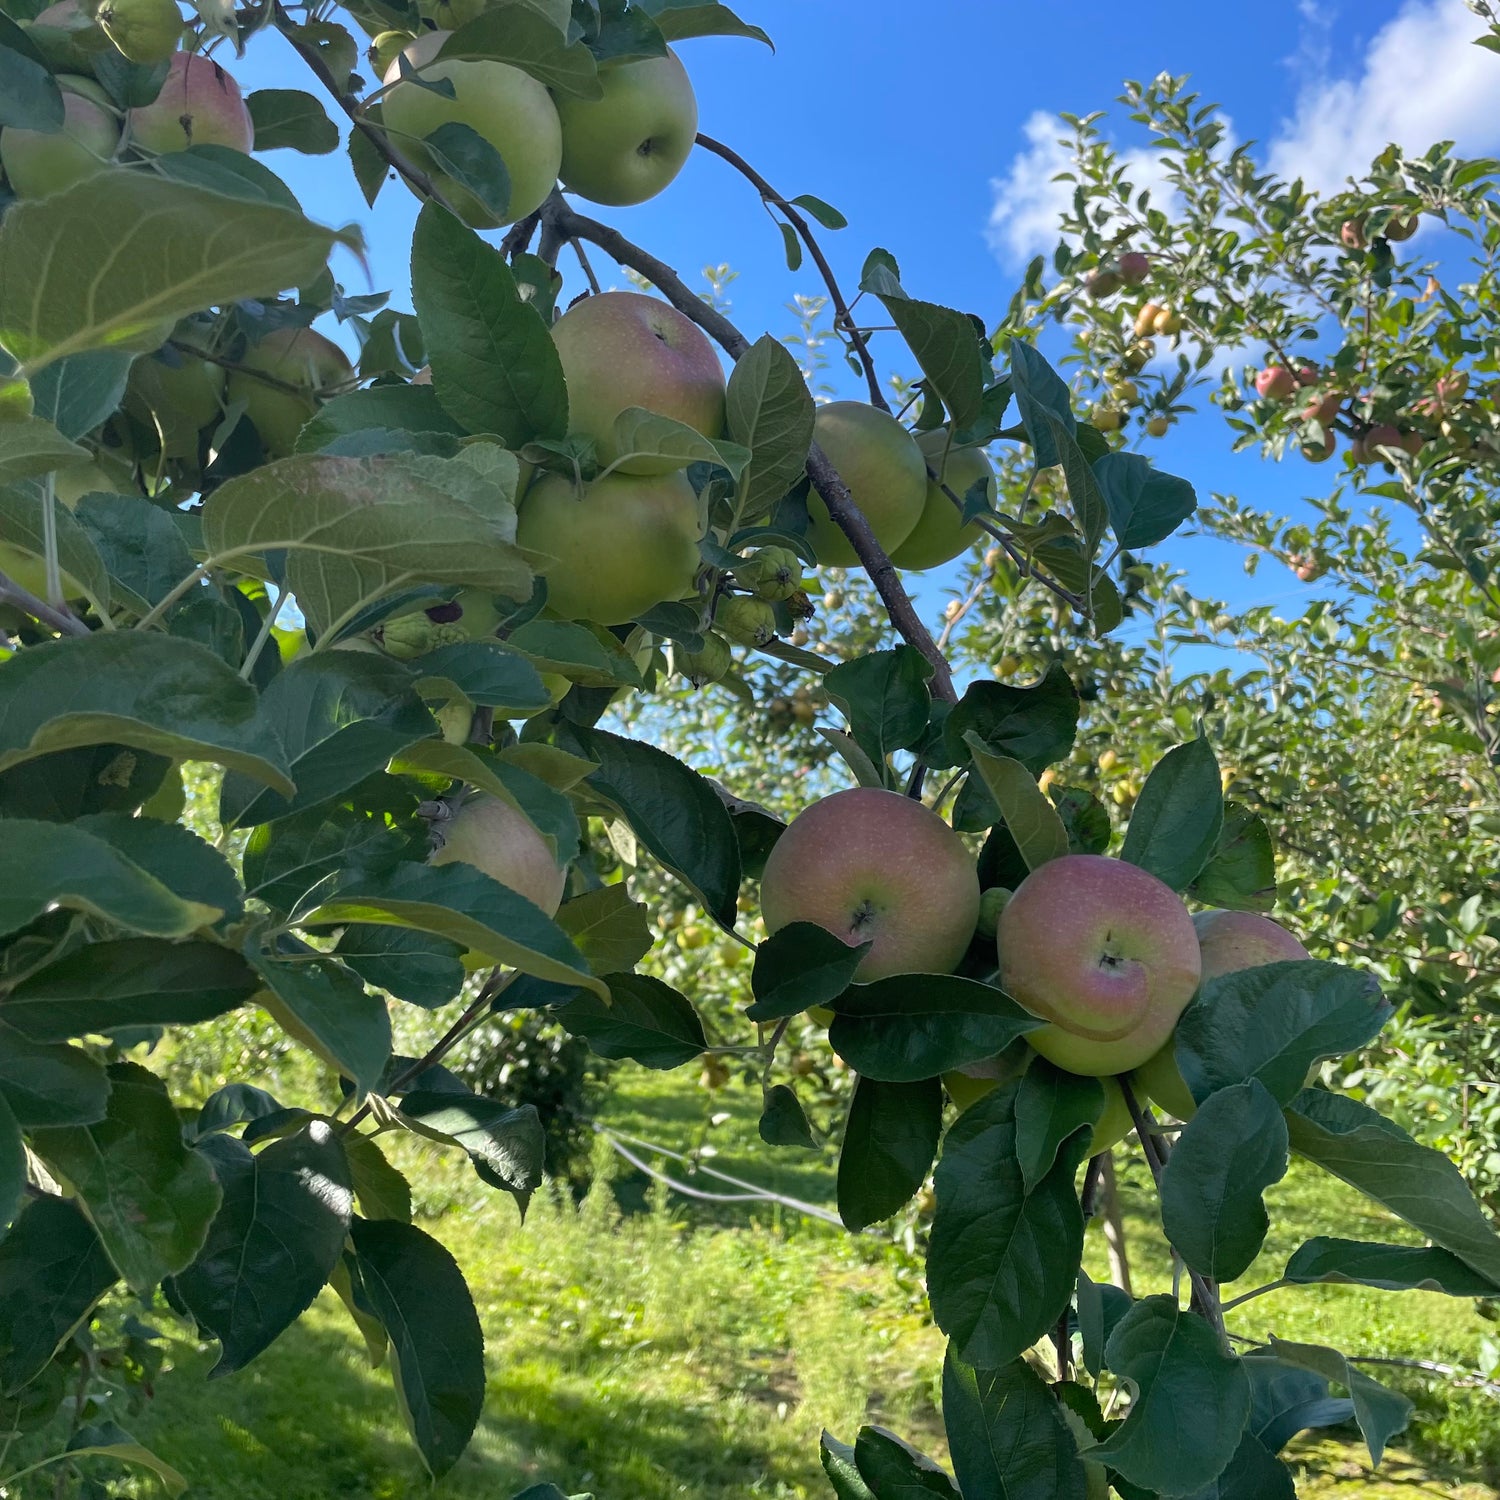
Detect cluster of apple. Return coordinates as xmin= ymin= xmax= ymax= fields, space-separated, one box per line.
xmin=1086 ymin=287 xmax=1183 ymax=437
xmin=757 ymin=785 xmax=1310 ymax=1146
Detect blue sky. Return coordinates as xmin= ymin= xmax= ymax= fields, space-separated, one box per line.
xmin=228 ymin=0 xmax=1499 ymax=650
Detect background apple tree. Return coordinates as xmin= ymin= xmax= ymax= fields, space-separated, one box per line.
xmin=0 ymin=3 xmax=1498 ymax=1498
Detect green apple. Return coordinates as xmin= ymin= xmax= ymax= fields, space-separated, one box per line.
xmin=430 ymin=794 xmax=567 ymax=916
xmin=127 ymin=52 xmax=254 ymax=154
xmin=550 ymin=290 xmax=726 ymax=475
xmin=226 ymin=327 xmax=353 ymax=458
xmin=889 ymin=427 xmax=995 ymax=571
xmin=1 ymin=75 xmax=118 ymax=198
xmin=95 ymin=0 xmax=182 ymax=64
xmin=759 ymin=786 xmax=981 ymax=982
xmin=555 ymin=46 xmax=697 ymax=207
xmin=383 ymin=31 xmax=562 ymax=228
xmin=673 ymin=630 xmax=731 ymax=687
xmin=804 ymin=401 xmax=927 ymax=567
xmin=379 ymin=588 xmax=506 ymax=659
xmin=368 ymin=30 xmax=412 ymax=77
xmin=998 ymin=853 xmax=1201 ymax=1076
xmin=716 ymin=595 xmax=777 ymax=648
xmin=517 ymin=468 xmax=702 ymax=626
xmin=123 ymin=340 xmax=224 ymax=460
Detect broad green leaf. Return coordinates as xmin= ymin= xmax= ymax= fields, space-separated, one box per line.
xmin=410 ymin=640 xmax=551 ymax=716
xmin=1014 ymin=1060 xmax=1104 ymax=1191
xmin=247 ymin=87 xmax=338 ymax=154
xmin=1 ymin=938 xmax=257 ymax=1041
xmin=1075 ymin=1267 xmax=1133 ymax=1381
xmin=62 ymin=1423 xmax=188 ymax=1497
xmin=335 ymin=924 xmax=466 ymax=1009
xmin=1119 ymin=737 xmax=1224 ymax=890
xmin=32 ymin=1061 xmax=221 ymax=1293
xmin=556 ymin=723 xmax=741 ymax=928
xmin=1093 ymin=451 xmax=1197 ymax=549
xmin=1086 ymin=1295 xmax=1251 ymax=1493
xmin=506 ymin=618 xmax=642 ymax=686
xmin=1043 ymin=410 xmax=1108 ymax=554
xmin=606 ymin=407 xmax=750 ymax=479
xmin=928 ymin=1081 xmax=1087 ymax=1368
xmin=398 ymin=1091 xmax=544 ymax=1212
xmin=0 ymin=1195 xmax=116 ymax=1394
xmin=78 ymin=809 xmax=243 ymax=918
xmin=0 ymin=174 xmax=345 ymax=373
xmin=1285 ymin=1089 xmax=1500 ymax=1285
xmin=0 ymin=632 xmax=293 ymax=793
xmin=1178 ymin=1430 xmax=1295 ymax=1500
xmin=423 ymin=120 xmax=513 ymax=225
xmin=823 ymin=646 xmax=933 ymax=769
xmin=853 ymin=1426 xmax=959 ymax=1498
xmin=789 ymin=193 xmax=846 ymax=229
xmin=1188 ymin=802 xmax=1277 ymax=913
xmin=964 ymin=738 xmax=1069 ymax=867
xmin=241 ymin=803 xmax=407 ymax=914
xmin=74 ymin=493 xmax=197 ymax=614
xmin=759 ymin=1084 xmax=817 ymax=1148
xmin=410 ymin=203 xmax=568 ymax=446
xmin=0 ymin=415 xmax=87 ymax=483
xmin=1283 ymin=1237 xmax=1500 ymax=1296
xmin=1050 ymin=784 xmax=1112 ymax=854
xmin=250 ymin=950 xmax=393 ymax=1099
xmin=196 ymin=1083 xmax=284 ymax=1137
xmin=0 ymin=740 xmax=172 ymax=823
xmin=173 ymin=1122 xmax=352 ymax=1374
xmin=0 ymin=46 xmax=62 ymax=129
xmin=309 ymin=860 xmax=606 ymax=997
xmin=1160 ymin=1079 xmax=1289 ymax=1280
xmin=552 ymin=972 xmax=705 ymax=1068
xmin=828 ymin=973 xmax=1043 ymax=1082
xmin=149 ymin=146 xmax=302 ymax=210
xmin=297 ymin=384 xmax=466 ymax=452
xmin=1244 ymin=1353 xmax=1355 ymax=1454
xmin=837 ymin=1075 xmax=942 ymax=1232
xmin=880 ymin=295 xmax=988 ymax=433
xmin=1265 ymin=1337 xmax=1412 ymax=1467
xmin=0 ymin=1091 xmax=22 ymax=1232
xmin=0 ymin=481 xmax=110 ymax=610
xmin=28 ymin=350 xmax=133 ymax=440
xmin=746 ymin=921 xmax=869 ymax=1022
xmin=724 ymin=333 xmax=815 ymax=520
xmin=346 ymin=1217 xmax=486 ymax=1478
xmin=1176 ymin=961 xmax=1392 ymax=1106
xmin=942 ymin=1347 xmax=1089 ymax=1500
xmin=821 ymin=1432 xmax=877 ymax=1500
xmin=639 ymin=0 xmax=773 ymax=46
xmin=344 ymin=1132 xmax=413 ymax=1223
xmin=1007 ymin=339 xmax=1076 ymax=469
xmin=0 ymin=1022 xmax=108 ymax=1126
xmin=942 ymin=662 xmax=1079 ymax=774
xmin=439 ymin=3 xmax=602 ymax=95
xmin=554 ymin=884 xmax=653 ymax=975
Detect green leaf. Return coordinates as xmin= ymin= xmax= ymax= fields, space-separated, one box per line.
xmin=335 ymin=924 xmax=466 ymax=1009
xmin=506 ymin=618 xmax=642 ymax=687
xmin=410 ymin=203 xmax=567 ymax=446
xmin=789 ymin=193 xmax=846 ymax=229
xmin=298 ymin=384 xmax=466 ymax=452
xmin=942 ymin=663 xmax=1079 ymax=774
xmin=1176 ymin=961 xmax=1392 ymax=1106
xmin=344 ymin=1133 xmax=413 ymax=1223
xmin=870 ymin=291 xmax=988 ymax=433
xmin=32 ymin=1061 xmax=221 ymax=1293
xmin=928 ymin=1081 xmax=1087 ymax=1369
xmin=554 ymin=884 xmax=653 ymax=976
xmin=1 ymin=937 xmax=258 ymax=1041
xmin=0 ymin=1023 xmax=108 ymax=1127
xmin=28 ymin=350 xmax=132 ymax=440
xmin=942 ymin=1346 xmax=1089 ymax=1500
xmin=439 ymin=4 xmax=602 ymax=95
xmin=1282 ymin=1237 xmax=1500 ymax=1296
xmin=828 ymin=973 xmax=1043 ymax=1082
xmin=747 ymin=921 xmax=869 ymax=1022
xmin=552 ymin=972 xmax=705 ymax=1068
xmin=1014 ymin=1060 xmax=1104 ymax=1192
xmin=853 ymin=1426 xmax=959 ymax=1497
xmin=74 ymin=493 xmax=197 ymax=614
xmin=759 ymin=1084 xmax=817 ymax=1148
xmin=1265 ymin=1337 xmax=1412 ymax=1467
xmin=837 ymin=1075 xmax=942 ymax=1232
xmin=0 ymin=481 xmax=110 ymax=609
xmin=0 ymin=419 xmax=86 ymax=483
xmin=1007 ymin=339 xmax=1076 ymax=469
xmin=1075 ymin=1267 xmax=1133 ymax=1381
xmin=0 ymin=174 xmax=344 ymax=373
xmin=1119 ymin=737 xmax=1224 ymax=890
xmin=398 ymin=1090 xmax=544 ymax=1212
xmin=1042 ymin=410 xmax=1108 ymax=555
xmin=0 ymin=1195 xmax=116 ymax=1395
xmin=0 ymin=46 xmax=62 ymax=129
xmin=723 ymin=334 xmax=815 ymax=521
xmin=1093 ymin=451 xmax=1197 ymax=549
xmin=150 ymin=146 xmax=303 ymax=211
xmin=0 ymin=632 xmax=293 ymax=793
xmin=1050 ymin=784 xmax=1112 ymax=855
xmin=0 ymin=1090 xmax=21 ymax=1231
xmin=173 ymin=1122 xmax=352 ymax=1374
xmin=345 ymin=1217 xmax=485 ymax=1478
xmin=1284 ymin=1089 xmax=1500 ymax=1285
xmin=249 ymin=950 xmax=393 ymax=1100
xmin=1161 ymin=1079 xmax=1289 ymax=1280
xmin=1086 ymin=1295 xmax=1252 ymax=1493
xmin=963 ymin=738 xmax=1069 ymax=867
xmin=821 ymin=1432 xmax=877 ymax=1500
xmin=310 ymin=859 xmax=606 ymax=998
xmin=81 ymin=808 xmax=243 ymax=918
xmin=411 ymin=640 xmax=551 ymax=718
xmin=247 ymin=88 xmax=338 ymax=154
xmin=639 ymin=0 xmax=773 ymax=46
xmin=557 ymin=723 xmax=741 ymax=928
xmin=62 ymin=1423 xmax=188 ymax=1497
xmin=424 ymin=120 xmax=512 ymax=224
xmin=241 ymin=803 xmax=407 ymax=915
xmin=823 ymin=646 xmax=933 ymax=769
xmin=1178 ymin=1429 xmax=1294 ymax=1500
xmin=196 ymin=1083 xmax=284 ymax=1137
xmin=1188 ymin=802 xmax=1276 ymax=913
xmin=777 ymin=220 xmax=802 ymax=271
xmin=607 ymin=407 xmax=750 ymax=479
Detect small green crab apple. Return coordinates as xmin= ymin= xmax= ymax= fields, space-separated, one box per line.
xmin=378 ymin=590 xmax=505 ymax=659
xmin=716 ymin=595 xmax=778 ymax=648
xmin=733 ymin=546 xmax=803 ymax=602
xmin=673 ymin=632 xmax=731 ymax=687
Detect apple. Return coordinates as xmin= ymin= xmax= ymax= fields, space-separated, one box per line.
xmin=226 ymin=327 xmax=352 ymax=458
xmin=555 ymin=47 xmax=697 ymax=207
xmin=95 ymin=0 xmax=181 ymax=64
xmin=733 ymin=546 xmax=802 ymax=602
xmin=368 ymin=30 xmax=412 ymax=76
xmin=889 ymin=428 xmax=994 ymax=571
xmin=517 ymin=468 xmax=702 ymax=626
xmin=716 ymin=594 xmax=777 ymax=648
xmin=1340 ymin=216 xmax=1367 ymax=250
xmin=379 ymin=587 xmax=506 ymax=658
xmin=1144 ymin=415 xmax=1170 ymax=438
xmin=945 ymin=1056 xmax=1134 ymax=1154
xmin=383 ymin=31 xmax=562 ymax=228
xmin=1117 ymin=251 xmax=1150 ymax=285
xmin=1 ymin=75 xmax=118 ymax=198
xmin=127 ymin=52 xmax=254 ymax=154
xmin=1299 ymin=437 xmax=1335 ymax=464
xmin=550 ymin=291 xmax=726 ymax=474
xmin=674 ymin=631 xmax=731 ymax=687
xmin=997 ymin=853 xmax=1201 ymax=1076
xmin=1152 ymin=307 xmax=1182 ymax=336
xmin=430 ymin=794 xmax=566 ymax=915
xmin=1255 ymin=366 xmax=1297 ymax=401
xmin=123 ymin=341 xmax=224 ymax=460
xmin=759 ymin=786 xmax=981 ymax=982
xmin=1300 ymin=391 xmax=1342 ymax=425
xmin=1134 ymin=910 xmax=1309 ymax=1119
xmin=1085 ymin=268 xmax=1121 ymax=299
xmin=804 ymin=402 xmax=927 ymax=567
xmin=1134 ymin=303 xmax=1163 ymax=339
xmin=1351 ymin=424 xmax=1419 ymax=465
xmin=1090 ymin=405 xmax=1123 ymax=432
xmin=1384 ymin=215 xmax=1418 ymax=242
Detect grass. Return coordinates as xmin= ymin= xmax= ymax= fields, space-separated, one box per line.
xmin=12 ymin=1067 xmax=1499 ymax=1498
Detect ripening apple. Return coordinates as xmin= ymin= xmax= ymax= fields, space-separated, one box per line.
xmin=1117 ymin=250 xmax=1150 ymax=285
xmin=123 ymin=340 xmax=224 ymax=460
xmin=550 ymin=291 xmax=726 ymax=474
xmin=1 ymin=75 xmax=118 ymax=198
xmin=1300 ymin=391 xmax=1342 ymax=425
xmin=1254 ymin=366 xmax=1297 ymax=401
xmin=1351 ymin=423 xmax=1420 ymax=465
xmin=997 ymin=853 xmax=1201 ymax=1076
xmin=127 ymin=52 xmax=254 ymax=154
xmin=1340 ymin=216 xmax=1367 ymax=251
xmin=95 ymin=0 xmax=181 ymax=64
xmin=1133 ymin=303 xmax=1163 ymax=339
xmin=383 ymin=32 xmax=562 ymax=228
xmin=1144 ymin=415 xmax=1170 ymax=438
xmin=556 ymin=47 xmax=697 ymax=207
xmin=1384 ymin=213 xmax=1419 ymax=242
xmin=945 ymin=1057 xmax=1134 ymax=1154
xmin=1090 ymin=405 xmax=1123 ymax=432
xmin=430 ymin=794 xmax=567 ymax=916
xmin=516 ymin=468 xmax=702 ymax=626
xmin=1152 ymin=307 xmax=1182 ymax=336
xmin=889 ymin=428 xmax=994 ymax=571
xmin=1085 ymin=268 xmax=1122 ymax=299
xmin=368 ymin=30 xmax=411 ymax=76
xmin=804 ymin=402 xmax=927 ymax=567
xmin=1299 ymin=436 xmax=1335 ymax=464
xmin=1133 ymin=910 xmax=1309 ymax=1118
xmin=226 ymin=327 xmax=352 ymax=457
xmin=760 ymin=787 xmax=981 ymax=982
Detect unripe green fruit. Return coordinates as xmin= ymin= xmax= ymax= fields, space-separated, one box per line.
xmin=226 ymin=326 xmax=352 ymax=457
xmin=435 ymin=701 xmax=474 ymax=744
xmin=430 ymin=794 xmax=566 ymax=916
xmin=1090 ymin=406 xmax=1123 ymax=432
xmin=976 ymin=886 xmax=1011 ymax=934
xmin=734 ymin=546 xmax=802 ymax=602
xmin=675 ymin=630 xmax=731 ymax=687
xmin=716 ymin=595 xmax=778 ymax=649
xmin=123 ymin=339 xmax=224 ymax=460
xmin=1 ymin=75 xmax=118 ymax=199
xmin=95 ymin=0 xmax=181 ymax=64
xmin=379 ymin=589 xmax=505 ymax=659
xmin=418 ymin=0 xmax=486 ymax=27
xmin=369 ymin=30 xmax=412 ymax=76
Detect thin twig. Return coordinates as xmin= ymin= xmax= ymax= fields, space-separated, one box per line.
xmin=0 ymin=571 xmax=89 ymax=637
xmin=571 ymin=237 xmax=603 ymax=294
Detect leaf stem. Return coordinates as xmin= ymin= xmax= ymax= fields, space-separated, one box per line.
xmin=0 ymin=570 xmax=89 ymax=637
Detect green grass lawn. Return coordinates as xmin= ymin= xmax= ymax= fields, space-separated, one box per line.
xmin=15 ymin=1068 xmax=1500 ymax=1498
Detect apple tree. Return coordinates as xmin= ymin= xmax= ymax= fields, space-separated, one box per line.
xmin=0 ymin=6 xmax=1498 ymax=1499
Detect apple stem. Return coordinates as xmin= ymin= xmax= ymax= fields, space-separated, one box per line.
xmin=0 ymin=569 xmax=90 ymax=638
